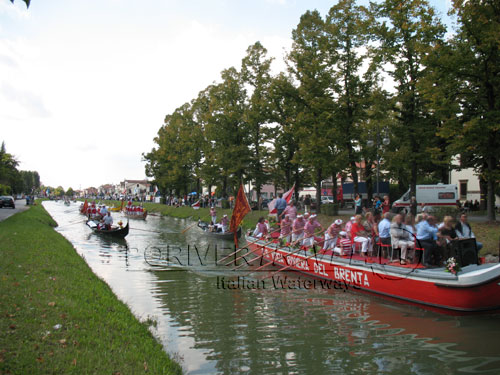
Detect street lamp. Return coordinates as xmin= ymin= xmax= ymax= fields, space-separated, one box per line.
xmin=367 ymin=130 xmax=390 ymax=196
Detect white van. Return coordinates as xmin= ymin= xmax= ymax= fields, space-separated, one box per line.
xmin=393 ymin=184 xmax=458 ymax=213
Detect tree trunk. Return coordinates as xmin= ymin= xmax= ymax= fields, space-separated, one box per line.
xmin=365 ymin=159 xmax=373 ymax=204
xmin=315 ymin=168 xmax=322 ymax=213
xmin=487 ymin=157 xmax=497 ymax=222
xmin=480 ymin=177 xmax=487 ymax=211
xmin=332 ymin=173 xmax=338 ymax=204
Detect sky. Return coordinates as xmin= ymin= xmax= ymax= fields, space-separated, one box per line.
xmin=0 ymin=0 xmax=453 ymax=191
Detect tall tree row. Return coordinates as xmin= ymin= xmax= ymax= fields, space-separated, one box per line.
xmin=144 ymin=0 xmax=498 ymax=220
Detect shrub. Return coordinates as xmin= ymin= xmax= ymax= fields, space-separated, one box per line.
xmin=321 ymin=203 xmax=339 ymax=216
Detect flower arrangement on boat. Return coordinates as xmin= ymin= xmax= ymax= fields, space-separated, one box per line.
xmin=445 ymin=257 xmax=461 ymax=275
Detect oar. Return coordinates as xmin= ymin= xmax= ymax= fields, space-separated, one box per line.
xmin=226 ymin=226 xmax=306 ymax=267
xmin=224 ymin=235 xmax=282 ymax=267
xmin=129 ymin=227 xmax=162 ymax=234
xmin=216 ymin=226 xmax=282 ymax=264
xmin=181 ymin=214 xmax=210 ymax=234
xmin=264 ymin=238 xmax=327 ymax=280
xmin=244 ymin=228 xmax=326 ymax=275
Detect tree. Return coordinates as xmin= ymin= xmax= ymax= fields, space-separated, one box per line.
xmin=373 ymin=0 xmax=447 ymax=197
xmin=241 ymin=42 xmax=273 ymax=208
xmin=432 ymin=0 xmax=500 ymax=221
xmin=288 ymin=10 xmax=335 ymax=210
xmin=203 ymin=67 xmax=250 ymax=197
xmin=268 ymin=72 xmax=304 ymax=197
xmin=66 ymin=187 xmax=74 ymax=197
xmin=324 ymin=0 xmax=375 ymax=199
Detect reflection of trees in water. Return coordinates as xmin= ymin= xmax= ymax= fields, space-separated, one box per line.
xmin=150 ymin=270 xmax=500 ymax=374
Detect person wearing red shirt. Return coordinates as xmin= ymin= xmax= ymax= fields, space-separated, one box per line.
xmin=351 ymin=215 xmax=371 ymax=255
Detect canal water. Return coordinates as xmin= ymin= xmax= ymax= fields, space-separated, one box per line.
xmin=44 ymin=201 xmax=500 ymax=374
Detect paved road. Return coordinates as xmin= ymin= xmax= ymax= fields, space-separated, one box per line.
xmin=0 ymin=201 xmax=30 ymax=222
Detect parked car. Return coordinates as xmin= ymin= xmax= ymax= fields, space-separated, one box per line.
xmin=0 ymin=196 xmax=16 ymax=209
xmin=321 ymin=196 xmax=334 ymax=204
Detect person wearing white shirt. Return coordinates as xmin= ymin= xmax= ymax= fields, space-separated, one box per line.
xmin=103 ymin=212 xmax=113 ymax=230
xmin=455 ymin=213 xmax=483 ymax=250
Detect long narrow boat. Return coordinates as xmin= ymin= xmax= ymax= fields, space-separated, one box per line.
xmin=244 ymin=234 xmax=500 ymax=312
xmin=198 ymin=220 xmax=241 ymax=240
xmin=87 ymin=220 xmax=129 ymax=238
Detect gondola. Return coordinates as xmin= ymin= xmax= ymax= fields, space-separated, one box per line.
xmin=87 ymin=220 xmax=129 ymax=238
xmin=197 ymin=220 xmax=241 ymax=240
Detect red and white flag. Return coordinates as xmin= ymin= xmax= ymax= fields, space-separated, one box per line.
xmin=192 ymin=200 xmax=200 ymax=210
xmin=268 ymin=185 xmax=295 ymax=214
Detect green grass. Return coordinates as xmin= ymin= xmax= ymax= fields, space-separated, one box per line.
xmin=0 ymin=204 xmax=182 ymax=375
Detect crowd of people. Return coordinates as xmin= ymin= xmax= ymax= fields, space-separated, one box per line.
xmin=249 ymin=200 xmax=483 ymax=268
xmin=124 ymin=200 xmax=146 ymax=216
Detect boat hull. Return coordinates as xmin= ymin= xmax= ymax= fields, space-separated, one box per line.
xmin=198 ymin=221 xmax=241 ymax=240
xmin=245 ymin=235 xmax=500 ymax=312
xmin=123 ymin=211 xmax=147 ymax=220
xmin=87 ymin=221 xmax=129 ymax=238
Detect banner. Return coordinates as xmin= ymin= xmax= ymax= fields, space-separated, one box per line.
xmin=230 ymin=184 xmax=251 ymax=246
xmin=268 ymin=185 xmax=295 ymax=214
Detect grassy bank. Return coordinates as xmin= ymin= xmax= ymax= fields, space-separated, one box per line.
xmin=0 ymin=204 xmax=182 ymax=375
xmin=87 ymin=199 xmax=499 ymax=256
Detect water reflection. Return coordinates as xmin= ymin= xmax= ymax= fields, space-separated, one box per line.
xmin=44 ymin=201 xmax=500 ymax=374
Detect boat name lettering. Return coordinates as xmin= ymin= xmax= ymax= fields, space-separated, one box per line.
xmin=334 ymin=266 xmax=369 ymax=287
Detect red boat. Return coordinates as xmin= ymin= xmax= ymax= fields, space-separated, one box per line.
xmin=244 ymin=235 xmax=500 ymax=312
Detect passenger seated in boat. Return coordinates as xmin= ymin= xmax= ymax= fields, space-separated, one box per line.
xmin=252 ymin=217 xmax=268 ymax=239
xmin=390 ymin=214 xmax=414 ymax=265
xmin=437 ymin=216 xmax=458 ymax=264
xmin=303 ymin=214 xmax=323 ymax=249
xmin=219 ymin=214 xmax=229 ymax=233
xmin=280 ymin=214 xmax=292 ymax=245
xmin=351 ymin=215 xmax=371 ymax=256
xmin=324 ymin=219 xmax=342 ymax=251
xmin=292 ymin=215 xmax=305 ymax=245
xmin=344 ymin=217 xmax=355 ymax=239
xmin=103 ymin=212 xmax=113 ymax=230
xmin=334 ymin=231 xmax=352 ymax=256
xmin=416 ymin=214 xmax=439 ymax=267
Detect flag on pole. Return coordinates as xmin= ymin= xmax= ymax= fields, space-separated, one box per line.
xmin=230 ymin=184 xmax=251 ymax=246
xmin=267 ymin=184 xmax=295 ymax=214
xmin=81 ymin=199 xmax=88 ymax=214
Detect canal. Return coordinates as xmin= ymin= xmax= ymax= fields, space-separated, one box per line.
xmin=44 ymin=201 xmax=500 ymax=374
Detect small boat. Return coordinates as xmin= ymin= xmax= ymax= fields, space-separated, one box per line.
xmin=244 ymin=235 xmax=500 ymax=312
xmin=109 ymin=206 xmax=122 ymax=212
xmin=197 ymin=220 xmax=241 ymax=240
xmin=87 ymin=220 xmax=129 ymax=238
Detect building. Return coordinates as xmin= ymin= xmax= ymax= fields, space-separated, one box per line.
xmin=449 ymin=164 xmax=500 ymax=206
xmin=120 ymin=179 xmax=151 ymax=199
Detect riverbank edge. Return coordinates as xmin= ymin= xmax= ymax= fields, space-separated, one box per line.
xmin=0 ymin=204 xmax=183 ymax=374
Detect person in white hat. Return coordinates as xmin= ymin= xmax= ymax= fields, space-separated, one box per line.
xmin=324 ymin=219 xmax=343 ymax=251
xmin=303 ymin=214 xmax=323 ymax=249
xmin=344 ymin=216 xmax=355 ymax=239
xmin=292 ymin=215 xmax=305 ymax=245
